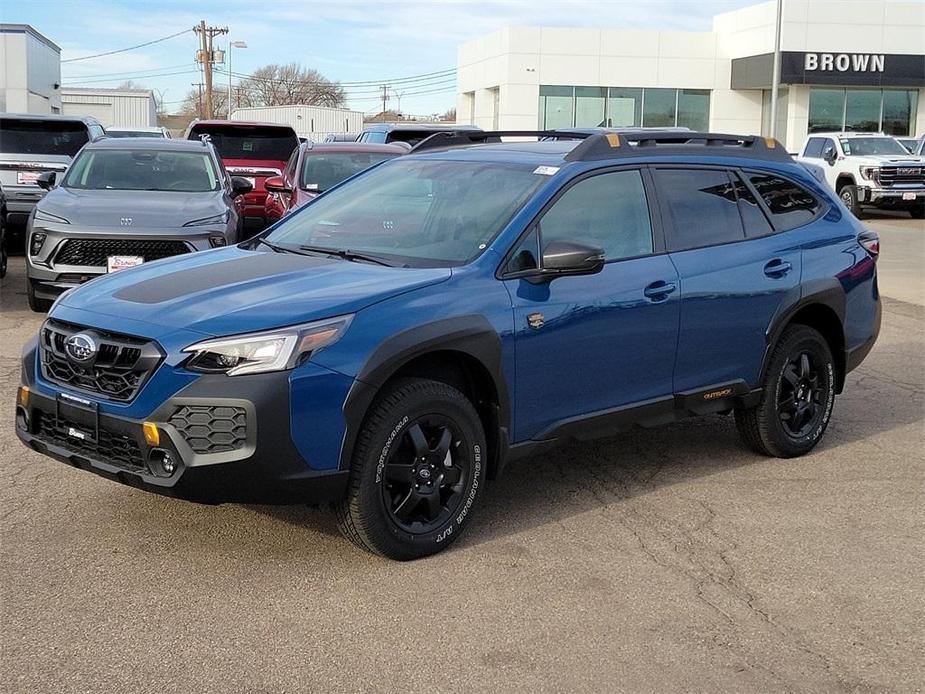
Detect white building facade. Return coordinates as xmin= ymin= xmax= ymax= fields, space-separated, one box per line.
xmin=0 ymin=24 xmax=62 ymax=114
xmin=231 ymin=105 xmax=366 ymax=141
xmin=60 ymin=87 xmax=157 ymax=127
xmin=456 ymin=0 xmax=925 ymax=152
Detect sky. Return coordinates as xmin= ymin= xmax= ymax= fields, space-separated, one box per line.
xmin=4 ymin=0 xmax=759 ymax=116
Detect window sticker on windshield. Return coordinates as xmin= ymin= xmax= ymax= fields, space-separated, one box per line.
xmin=533 ymin=165 xmax=559 ymax=176
xmin=243 ymin=141 xmax=254 ymax=152
xmin=841 ymin=141 xmax=850 ymax=155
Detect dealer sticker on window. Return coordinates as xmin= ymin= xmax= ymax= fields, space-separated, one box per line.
xmin=533 ymin=165 xmax=560 ymax=176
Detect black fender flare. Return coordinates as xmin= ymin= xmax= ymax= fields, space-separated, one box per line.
xmin=338 ymin=315 xmax=509 ymax=471
xmin=759 ymin=279 xmax=846 ymax=391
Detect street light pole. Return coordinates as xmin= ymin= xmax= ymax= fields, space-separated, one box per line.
xmin=228 ymin=40 xmax=248 ymax=119
xmin=769 ymin=0 xmax=783 ymax=140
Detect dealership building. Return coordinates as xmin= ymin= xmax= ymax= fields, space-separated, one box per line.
xmin=456 ymin=0 xmax=925 ymax=152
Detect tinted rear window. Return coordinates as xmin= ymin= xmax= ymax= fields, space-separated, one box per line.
xmin=748 ymin=174 xmax=820 ymax=231
xmin=0 ymin=119 xmax=89 ymax=156
xmin=300 ymin=151 xmax=398 ymax=192
xmin=654 ymin=169 xmax=745 ymax=251
xmin=189 ymin=125 xmax=298 ymax=161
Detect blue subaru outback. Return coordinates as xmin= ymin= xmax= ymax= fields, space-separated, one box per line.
xmin=16 ymin=130 xmax=881 ymax=559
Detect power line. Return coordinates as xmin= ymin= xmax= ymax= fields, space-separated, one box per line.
xmin=214 ymin=68 xmax=455 ymax=97
xmin=61 ymin=28 xmax=193 ymax=63
xmin=62 ymin=69 xmax=200 ymax=84
xmin=218 ymin=66 xmax=455 ymax=89
xmin=61 ymin=63 xmax=193 ymax=80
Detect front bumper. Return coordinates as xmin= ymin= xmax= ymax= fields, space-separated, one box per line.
xmin=858 ymin=186 xmax=925 ymax=205
xmin=16 ymin=342 xmax=350 ymax=505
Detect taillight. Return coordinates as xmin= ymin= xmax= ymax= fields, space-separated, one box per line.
xmin=858 ymin=229 xmax=879 ymax=258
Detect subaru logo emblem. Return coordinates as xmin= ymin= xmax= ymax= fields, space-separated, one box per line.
xmin=120 ymin=217 xmax=133 ymax=226
xmin=65 ymin=333 xmax=97 ymax=362
xmin=418 ymin=468 xmax=431 ymax=479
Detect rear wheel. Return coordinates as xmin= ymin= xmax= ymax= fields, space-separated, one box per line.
xmin=735 ymin=325 xmax=836 ymax=458
xmin=27 ymin=280 xmax=52 ymax=313
xmin=838 ymin=184 xmax=862 ymax=218
xmin=335 ymin=378 xmax=487 ymax=560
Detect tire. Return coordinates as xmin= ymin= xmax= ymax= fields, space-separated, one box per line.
xmin=910 ymin=206 xmax=925 ymax=219
xmin=735 ymin=325 xmax=836 ymax=458
xmin=27 ymin=280 xmax=53 ymax=313
xmin=335 ymin=378 xmax=487 ymax=560
xmin=838 ymin=184 xmax=863 ymax=218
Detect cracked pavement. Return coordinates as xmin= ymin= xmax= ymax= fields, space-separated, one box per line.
xmin=0 ymin=212 xmax=922 ymax=693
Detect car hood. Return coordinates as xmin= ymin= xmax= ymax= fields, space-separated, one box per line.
xmin=851 ymin=155 xmax=925 ymax=165
xmin=38 ymin=187 xmax=227 ymax=228
xmin=55 ymin=246 xmax=451 ymax=337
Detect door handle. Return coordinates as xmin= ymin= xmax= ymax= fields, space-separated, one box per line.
xmin=644 ymin=280 xmax=677 ymax=300
xmin=764 ymin=259 xmax=793 ymax=278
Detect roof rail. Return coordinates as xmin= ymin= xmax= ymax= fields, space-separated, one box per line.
xmin=410 ymin=129 xmax=591 ymax=154
xmin=198 ymin=133 xmax=212 ymax=146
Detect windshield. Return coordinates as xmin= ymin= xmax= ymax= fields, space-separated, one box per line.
xmin=267 ymin=158 xmax=546 ymax=267
xmin=189 ymin=125 xmax=298 ymax=161
xmin=0 ymin=119 xmax=88 ymax=156
xmin=63 ymin=149 xmax=220 ymax=192
xmin=840 ymin=137 xmax=909 ymax=156
xmin=106 ymin=130 xmax=165 ymax=138
xmin=300 ymin=151 xmax=398 ymax=192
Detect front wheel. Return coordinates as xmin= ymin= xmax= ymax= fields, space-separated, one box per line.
xmin=335 ymin=378 xmax=487 ymax=560
xmin=27 ymin=280 xmax=52 ymax=313
xmin=838 ymin=185 xmax=863 ymax=218
xmin=735 ymin=325 xmax=836 ymax=458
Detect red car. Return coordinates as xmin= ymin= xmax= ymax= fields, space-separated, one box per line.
xmin=185 ymin=120 xmax=299 ymax=233
xmin=264 ymin=142 xmax=406 ymax=222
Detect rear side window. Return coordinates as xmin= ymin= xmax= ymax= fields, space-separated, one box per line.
xmin=747 ymin=174 xmax=820 ymax=231
xmin=0 ymin=118 xmax=89 ymax=156
xmin=654 ymin=169 xmax=744 ymax=251
xmin=538 ymin=169 xmax=654 ymax=261
xmin=731 ymin=174 xmax=774 ymax=237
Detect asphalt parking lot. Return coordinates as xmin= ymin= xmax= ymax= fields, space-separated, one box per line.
xmin=0 ymin=215 xmax=923 ymax=693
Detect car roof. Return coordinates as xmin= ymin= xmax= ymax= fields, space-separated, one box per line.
xmin=809 ymin=131 xmax=891 ymax=138
xmin=106 ymin=125 xmax=164 ymax=132
xmin=363 ymin=123 xmax=482 ymax=133
xmin=86 ymin=138 xmax=213 ymax=152
xmin=189 ymin=119 xmax=296 ymax=130
xmin=301 ymin=142 xmax=407 ymax=154
xmin=0 ymin=112 xmax=102 ymax=127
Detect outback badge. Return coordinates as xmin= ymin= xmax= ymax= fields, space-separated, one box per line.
xmin=527 ymin=312 xmax=545 ymax=329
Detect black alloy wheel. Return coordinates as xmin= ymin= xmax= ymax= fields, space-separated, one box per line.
xmin=777 ymin=351 xmax=823 ymax=438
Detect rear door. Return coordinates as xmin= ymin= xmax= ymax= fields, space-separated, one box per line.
xmin=652 ymin=166 xmax=803 ymax=393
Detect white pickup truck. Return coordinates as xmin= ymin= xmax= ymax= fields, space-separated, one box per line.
xmin=797 ymin=132 xmax=925 ymax=219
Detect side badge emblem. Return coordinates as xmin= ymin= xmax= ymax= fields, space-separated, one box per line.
xmin=527 ymin=312 xmax=545 ymax=329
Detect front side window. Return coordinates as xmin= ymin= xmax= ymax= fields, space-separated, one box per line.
xmin=537 ymin=170 xmax=653 ymax=261
xmin=300 ymin=152 xmax=398 ymax=193
xmin=267 ymin=159 xmax=546 ymax=267
xmin=748 ymin=174 xmax=820 ymax=231
xmin=654 ymin=169 xmax=744 ymax=251
xmin=62 ymin=149 xmax=220 ymax=192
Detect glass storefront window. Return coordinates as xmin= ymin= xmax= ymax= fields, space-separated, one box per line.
xmin=606 ymin=88 xmax=642 ymax=127
xmin=539 ymin=86 xmax=574 ymax=130
xmin=808 ymin=89 xmax=845 ymax=132
xmin=575 ymin=87 xmax=606 ymax=127
xmin=642 ymin=88 xmax=676 ymax=127
xmin=677 ymin=89 xmax=711 ymax=131
xmin=882 ymin=90 xmax=919 ymax=136
xmin=845 ymin=90 xmax=881 ymax=132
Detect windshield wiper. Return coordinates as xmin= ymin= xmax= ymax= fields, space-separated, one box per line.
xmin=298 ymin=245 xmax=393 ymax=267
xmin=252 ymin=236 xmax=315 ymax=257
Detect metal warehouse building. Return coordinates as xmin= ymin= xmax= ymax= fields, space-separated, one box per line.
xmin=60 ymin=87 xmax=157 ymax=127
xmin=231 ymin=105 xmax=365 ymax=141
xmin=456 ymin=0 xmax=925 ymax=152
xmin=0 ymin=24 xmax=61 ymax=114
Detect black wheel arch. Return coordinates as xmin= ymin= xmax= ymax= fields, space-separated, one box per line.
xmin=834 ymin=173 xmax=856 ymax=192
xmin=339 ymin=315 xmax=510 ymax=479
xmin=761 ymin=282 xmax=847 ymax=394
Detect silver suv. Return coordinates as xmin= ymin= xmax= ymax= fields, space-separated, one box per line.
xmin=26 ymin=137 xmax=252 ymax=311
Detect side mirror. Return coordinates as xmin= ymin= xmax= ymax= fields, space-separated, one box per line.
xmin=263 ymin=175 xmax=290 ymax=194
xmin=230 ymin=176 xmax=254 ymax=197
xmin=537 ymin=240 xmax=605 ymax=280
xmin=822 ymin=146 xmax=837 ymax=166
xmin=36 ymin=171 xmax=57 ymax=190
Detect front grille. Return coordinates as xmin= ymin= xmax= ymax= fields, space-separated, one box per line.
xmin=877 ymin=167 xmax=925 ymax=186
xmin=34 ymin=410 xmax=145 ymax=471
xmin=54 ymin=239 xmax=191 ymax=267
xmin=40 ymin=320 xmax=164 ymax=402
xmin=169 ymin=405 xmax=247 ymax=454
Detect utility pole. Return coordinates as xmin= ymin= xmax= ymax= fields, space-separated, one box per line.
xmin=380 ymin=84 xmax=390 ymax=116
xmin=394 ymin=90 xmax=405 ymax=117
xmin=194 ymin=21 xmax=228 ymax=119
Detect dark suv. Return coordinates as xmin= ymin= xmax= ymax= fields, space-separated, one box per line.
xmin=16 ymin=130 xmax=880 ymax=560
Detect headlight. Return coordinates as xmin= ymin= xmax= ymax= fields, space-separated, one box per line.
xmin=183 ymin=211 xmax=229 ymax=227
xmin=859 ymin=166 xmax=879 ymax=181
xmin=183 ymin=315 xmax=353 ymax=376
xmin=34 ymin=209 xmax=69 ymax=225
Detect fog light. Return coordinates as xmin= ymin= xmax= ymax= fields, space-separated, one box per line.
xmin=30 ymin=233 xmax=46 ymax=256
xmin=17 ymin=386 xmax=30 ymax=407
xmin=142 ymin=421 xmax=160 ymax=446
xmin=148 ymin=448 xmax=177 ymax=477
xmin=161 ymin=452 xmax=176 ymax=474
xmin=209 ymin=235 xmax=227 ymax=248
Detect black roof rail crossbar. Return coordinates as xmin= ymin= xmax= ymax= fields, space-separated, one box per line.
xmin=564 ymin=130 xmax=790 ymax=162
xmin=410 ymin=129 xmax=592 ymax=154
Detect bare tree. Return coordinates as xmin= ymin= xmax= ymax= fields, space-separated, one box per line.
xmin=178 ymin=87 xmax=227 ymax=119
xmin=440 ymin=107 xmax=457 ymax=122
xmin=236 ymin=63 xmax=345 ymax=108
